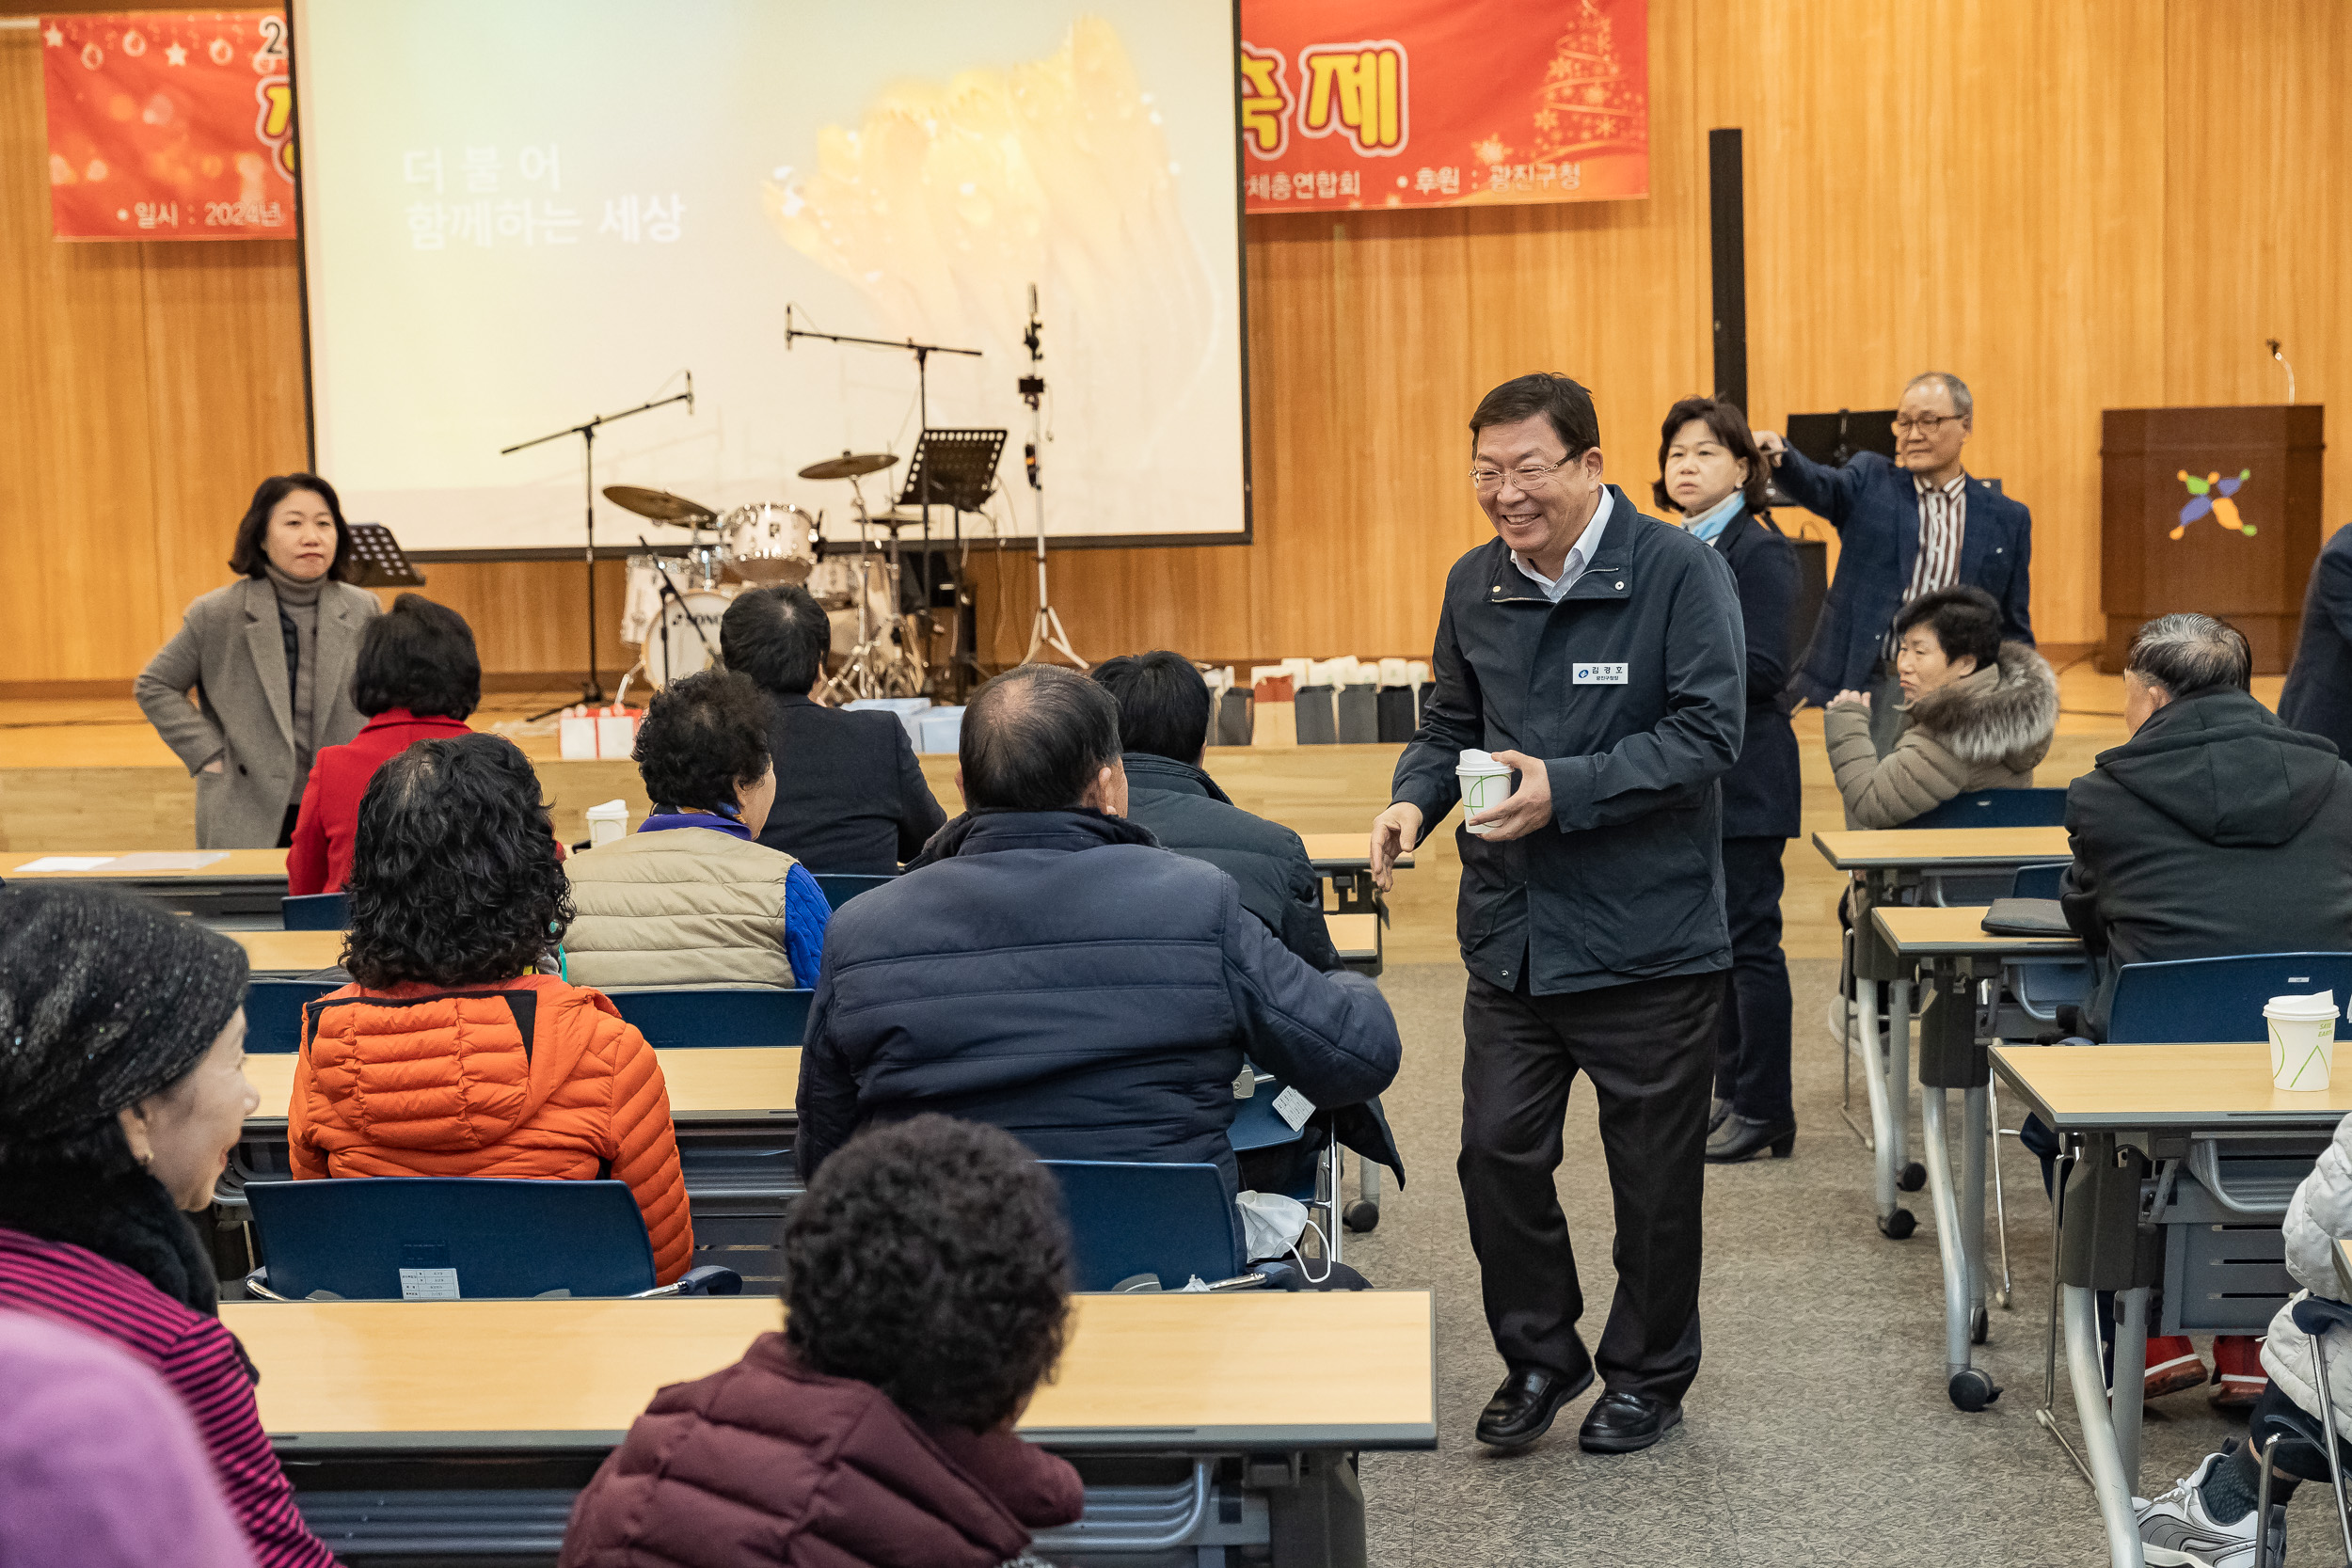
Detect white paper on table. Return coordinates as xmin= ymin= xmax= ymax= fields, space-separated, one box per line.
xmin=11 ymin=857 xmax=116 ymax=872
xmin=101 ymin=852 xmax=230 ymax=872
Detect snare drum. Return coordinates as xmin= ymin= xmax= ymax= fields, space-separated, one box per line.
xmin=721 ymin=502 xmax=816 ymax=586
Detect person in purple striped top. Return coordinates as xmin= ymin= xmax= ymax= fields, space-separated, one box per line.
xmin=0 ymin=883 xmax=337 ymax=1568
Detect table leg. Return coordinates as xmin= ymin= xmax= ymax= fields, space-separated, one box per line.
xmin=1920 ymin=1085 xmax=1997 ymax=1409
xmin=1888 ymin=978 xmax=1914 ymax=1189
xmin=1963 ymin=1081 xmax=1990 ymax=1334
xmin=2112 ymin=1287 xmax=2150 ymax=1497
xmin=1853 ymin=977 xmax=1904 ymax=1234
xmin=2064 ymin=1284 xmax=2147 ymax=1568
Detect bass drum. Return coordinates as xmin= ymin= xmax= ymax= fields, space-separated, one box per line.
xmin=620 ymin=554 xmax=693 ymax=648
xmin=644 ymin=589 xmax=737 ymax=688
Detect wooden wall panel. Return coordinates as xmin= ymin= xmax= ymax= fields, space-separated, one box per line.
xmin=6 ymin=2 xmax=2344 ymax=689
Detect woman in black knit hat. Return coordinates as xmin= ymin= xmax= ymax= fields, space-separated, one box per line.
xmin=0 ymin=882 xmax=336 ymax=1568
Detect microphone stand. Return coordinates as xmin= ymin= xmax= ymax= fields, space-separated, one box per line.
xmin=1017 ymin=284 xmax=1084 ymax=668
xmin=786 ymin=305 xmax=981 ymax=694
xmin=503 ymin=384 xmax=693 ymax=721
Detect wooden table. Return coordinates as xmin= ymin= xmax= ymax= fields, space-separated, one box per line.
xmin=1812 ymin=827 xmax=2072 ymax=871
xmin=3 ymin=847 xmax=290 ymax=918
xmin=1993 ymin=1041 xmax=2352 ymax=1568
xmin=1870 ymin=907 xmax=2087 ymax=1413
xmin=221 ymin=1290 xmax=1436 ymax=1559
xmin=242 ymin=1047 xmax=800 ymax=1129
xmin=227 ymin=928 xmax=346 ymax=974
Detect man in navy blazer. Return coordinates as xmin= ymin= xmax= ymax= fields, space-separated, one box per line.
xmin=2280 ymin=522 xmax=2352 ymax=756
xmin=1756 ymin=373 xmax=2033 ymax=725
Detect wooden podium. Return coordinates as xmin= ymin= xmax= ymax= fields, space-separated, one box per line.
xmin=2100 ymin=404 xmax=2324 ymax=673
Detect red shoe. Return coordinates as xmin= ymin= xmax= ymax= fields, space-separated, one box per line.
xmin=2143 ymin=1335 xmax=2208 ymax=1399
xmin=2211 ymin=1334 xmax=2267 ymax=1408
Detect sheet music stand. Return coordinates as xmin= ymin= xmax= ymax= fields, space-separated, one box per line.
xmin=898 ymin=429 xmax=1006 ymax=515
xmin=344 ymin=523 xmax=426 ymax=589
xmin=898 ymin=429 xmax=1005 ymax=698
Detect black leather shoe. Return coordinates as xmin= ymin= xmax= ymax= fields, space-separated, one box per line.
xmin=1707 ymin=1113 xmax=1796 ymax=1164
xmin=1578 ymin=1390 xmax=1682 ymax=1453
xmin=1474 ymin=1365 xmax=1594 ymax=1449
xmin=1707 ymin=1096 xmax=1733 ymax=1133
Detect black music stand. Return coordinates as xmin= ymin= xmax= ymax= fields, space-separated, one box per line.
xmin=344 ymin=523 xmax=426 ymax=589
xmin=898 ymin=428 xmax=1006 ymax=695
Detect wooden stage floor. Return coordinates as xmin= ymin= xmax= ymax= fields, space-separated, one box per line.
xmin=1 ymin=664 xmax=2238 ymax=963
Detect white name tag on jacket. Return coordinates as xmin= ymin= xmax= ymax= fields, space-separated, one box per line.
xmin=1572 ymin=662 xmax=1629 ymax=686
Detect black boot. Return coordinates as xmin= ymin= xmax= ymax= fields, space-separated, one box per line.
xmin=1707 ymin=1113 xmax=1795 ymax=1163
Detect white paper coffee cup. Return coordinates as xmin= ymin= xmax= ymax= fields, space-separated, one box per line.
xmin=584 ymin=799 xmax=630 ymax=848
xmin=2266 ymin=990 xmax=2340 ymax=1092
xmin=1457 ymin=749 xmax=1514 ymax=836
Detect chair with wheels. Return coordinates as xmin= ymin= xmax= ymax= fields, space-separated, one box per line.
xmin=1041 ymin=1161 xmax=1259 ymax=1292
xmin=813 ymin=873 xmax=895 ymax=910
xmin=605 ymin=986 xmax=814 ymax=1048
xmin=281 ymin=892 xmax=350 ymax=929
xmin=244 ymin=1178 xmax=740 ymax=1300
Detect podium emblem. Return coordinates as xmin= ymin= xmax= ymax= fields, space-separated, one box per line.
xmin=2172 ymin=467 xmax=2254 ymax=539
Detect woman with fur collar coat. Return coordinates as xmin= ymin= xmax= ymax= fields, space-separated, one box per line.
xmin=1824 ymin=586 xmax=2059 ymax=829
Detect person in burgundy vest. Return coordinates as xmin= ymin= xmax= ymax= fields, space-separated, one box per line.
xmin=561 ymin=1116 xmax=1082 ymax=1568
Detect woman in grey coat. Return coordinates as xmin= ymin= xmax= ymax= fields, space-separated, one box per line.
xmin=135 ymin=474 xmax=381 ymax=848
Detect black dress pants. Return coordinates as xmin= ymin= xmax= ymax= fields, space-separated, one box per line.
xmin=1459 ymin=967 xmax=1723 ymax=1405
xmin=1713 ymin=836 xmax=1795 ymax=1124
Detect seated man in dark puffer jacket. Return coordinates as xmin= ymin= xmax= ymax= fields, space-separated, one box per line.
xmin=798 ymin=664 xmax=1402 ymax=1220
xmin=1091 ymin=650 xmax=1341 ymax=970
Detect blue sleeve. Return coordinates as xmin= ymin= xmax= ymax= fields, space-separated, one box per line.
xmin=2000 ymin=500 xmax=2035 ymax=645
xmin=1772 ymin=446 xmax=1867 ymax=529
xmin=784 ymin=863 xmax=832 ymax=988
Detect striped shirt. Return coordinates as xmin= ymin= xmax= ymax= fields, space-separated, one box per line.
xmin=0 ymin=1227 xmax=337 ymax=1568
xmin=1907 ymin=471 xmax=1970 ymax=600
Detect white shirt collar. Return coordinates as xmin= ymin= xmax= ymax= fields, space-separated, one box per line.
xmin=1512 ymin=488 xmax=1613 ymax=601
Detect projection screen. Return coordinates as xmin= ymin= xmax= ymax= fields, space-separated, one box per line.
xmin=293 ymin=1 xmax=1248 ymax=555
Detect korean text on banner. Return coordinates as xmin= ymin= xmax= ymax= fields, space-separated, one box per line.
xmin=1237 ymin=0 xmax=1646 ymax=215
xmin=40 ymin=11 xmax=296 ymax=241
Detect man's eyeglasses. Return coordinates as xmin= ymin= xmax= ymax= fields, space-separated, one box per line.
xmin=1470 ymin=461 xmax=1572 ymax=493
xmin=1892 ymin=414 xmax=1963 ymax=436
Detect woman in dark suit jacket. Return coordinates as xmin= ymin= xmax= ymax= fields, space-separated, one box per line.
xmin=135 ymin=474 xmax=381 ymax=849
xmin=1655 ymin=398 xmax=1802 ymax=1163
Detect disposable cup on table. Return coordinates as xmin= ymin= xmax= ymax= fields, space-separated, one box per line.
xmin=2267 ymin=990 xmax=2341 ymax=1092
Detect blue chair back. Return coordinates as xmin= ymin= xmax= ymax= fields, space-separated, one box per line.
xmin=247 ymin=1178 xmax=656 ymax=1299
xmin=606 ymin=987 xmax=812 ymax=1048
xmin=2108 ymin=953 xmax=2352 ymax=1043
xmin=246 ymin=978 xmax=343 ymax=1053
xmin=1041 ymin=1161 xmax=1245 ymax=1291
xmin=813 ymin=873 xmax=895 ymax=910
xmin=1905 ymin=788 xmax=2070 ymax=831
xmin=2010 ymin=862 xmax=2069 ymax=899
xmin=281 ymin=892 xmax=350 ymax=930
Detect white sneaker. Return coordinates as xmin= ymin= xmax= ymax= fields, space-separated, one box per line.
xmin=2134 ymin=1450 xmax=2283 ymax=1568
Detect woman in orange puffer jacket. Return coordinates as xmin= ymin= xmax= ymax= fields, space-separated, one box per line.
xmin=289 ymin=734 xmax=691 ymax=1282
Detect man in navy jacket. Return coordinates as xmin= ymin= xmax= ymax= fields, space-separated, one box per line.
xmin=1371 ymin=373 xmax=1745 ymax=1457
xmin=2280 ymin=522 xmax=2352 ymax=756
xmin=1758 ymin=372 xmax=2033 ymax=721
xmin=798 ymin=665 xmax=1400 ymax=1234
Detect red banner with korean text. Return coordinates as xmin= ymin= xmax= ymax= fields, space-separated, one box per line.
xmin=1238 ymin=0 xmax=1645 ymax=214
xmin=41 ymin=10 xmax=295 ymax=240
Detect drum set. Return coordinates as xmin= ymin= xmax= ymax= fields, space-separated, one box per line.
xmin=606 ymin=451 xmax=928 ymax=705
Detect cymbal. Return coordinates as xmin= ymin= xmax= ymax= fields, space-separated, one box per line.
xmin=799 ymin=451 xmax=899 ymax=482
xmin=602 ymin=484 xmax=716 ymax=524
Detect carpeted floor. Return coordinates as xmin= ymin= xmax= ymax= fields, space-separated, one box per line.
xmin=1343 ymin=958 xmax=2285 ymax=1568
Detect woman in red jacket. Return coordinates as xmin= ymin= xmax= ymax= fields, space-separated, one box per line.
xmin=287 ymin=592 xmax=478 ymax=896
xmin=561 ymin=1116 xmax=1083 ymax=1567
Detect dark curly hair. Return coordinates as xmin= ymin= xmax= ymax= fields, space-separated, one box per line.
xmin=353 ymin=594 xmax=481 ymax=721
xmin=633 ymin=668 xmax=774 ymax=813
xmin=343 ymin=734 xmax=572 ymax=989
xmin=784 ymin=1116 xmax=1071 ymax=1431
xmin=227 ymin=472 xmax=358 ymax=581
